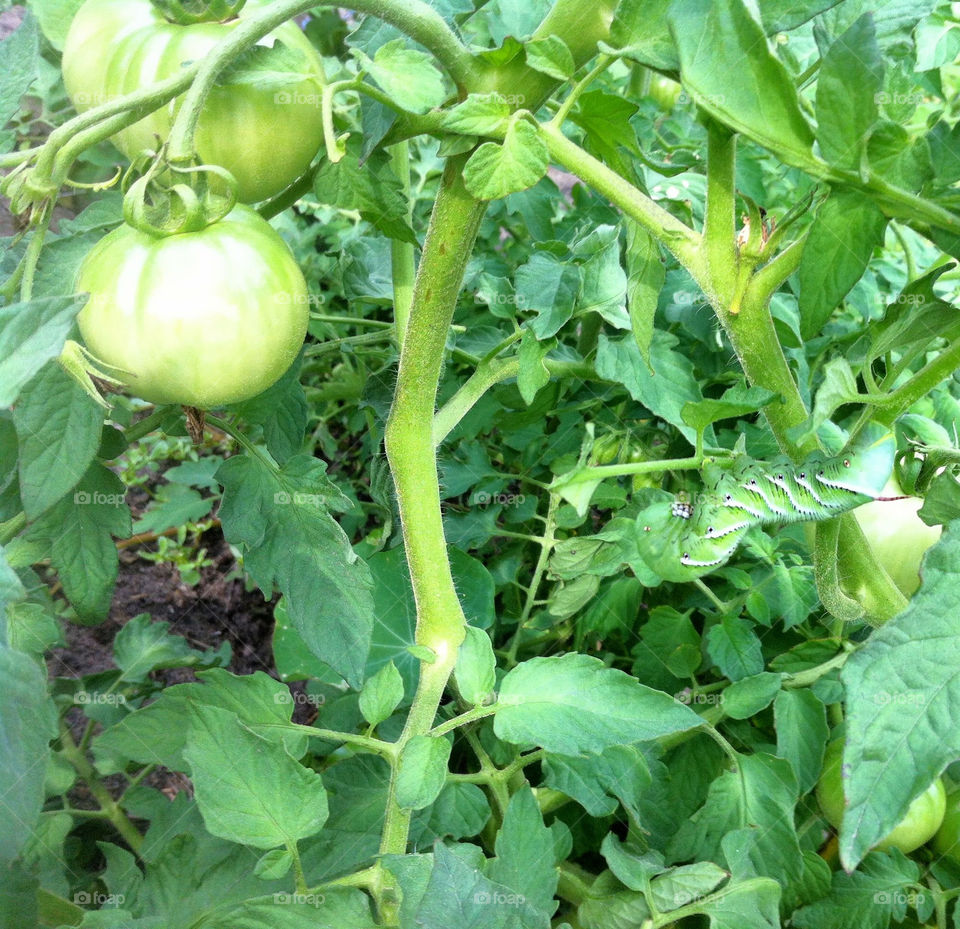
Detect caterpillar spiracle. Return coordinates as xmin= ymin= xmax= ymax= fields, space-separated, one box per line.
xmin=636 ymin=433 xmax=898 ymax=582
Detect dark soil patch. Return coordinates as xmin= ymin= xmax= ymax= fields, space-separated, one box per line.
xmin=48 ymin=527 xmax=280 ymax=682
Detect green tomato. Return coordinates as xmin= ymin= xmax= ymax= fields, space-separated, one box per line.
xmin=816 ymin=739 xmax=946 ymax=854
xmin=648 ymin=76 xmax=682 ymax=110
xmin=854 ymin=484 xmax=942 ymax=596
xmin=62 ymin=0 xmax=325 ymax=203
xmin=933 ymin=788 xmax=960 ymax=863
xmin=75 ymin=205 xmax=308 ymax=408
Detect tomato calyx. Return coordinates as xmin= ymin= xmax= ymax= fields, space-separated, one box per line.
xmin=58 ymin=340 xmax=130 ymax=410
xmin=150 ymin=0 xmax=247 ymax=25
xmin=122 ymin=151 xmax=239 ymax=236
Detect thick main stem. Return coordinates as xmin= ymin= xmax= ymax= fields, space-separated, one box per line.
xmin=380 ymin=160 xmax=486 ymax=861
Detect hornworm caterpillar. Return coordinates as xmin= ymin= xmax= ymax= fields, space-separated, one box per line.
xmin=635 ymin=433 xmax=898 ymax=582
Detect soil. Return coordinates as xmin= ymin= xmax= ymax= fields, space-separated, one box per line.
xmin=47 ymin=528 xmax=280 ymax=684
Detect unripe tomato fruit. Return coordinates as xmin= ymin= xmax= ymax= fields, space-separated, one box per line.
xmin=75 ymin=206 xmax=308 ymax=408
xmin=816 ymin=739 xmax=946 ymax=854
xmin=853 ymin=490 xmax=942 ymax=596
xmin=62 ymin=0 xmax=326 ymax=203
xmin=648 ymin=76 xmax=682 ymax=110
xmin=933 ymin=788 xmax=960 ymax=864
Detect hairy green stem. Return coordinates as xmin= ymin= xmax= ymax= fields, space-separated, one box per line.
xmin=702 ymin=124 xmax=739 ymax=305
xmin=59 ymin=725 xmax=143 ymax=854
xmin=433 ymin=356 xmax=593 ymax=445
xmin=379 ymin=161 xmax=486 ymax=868
xmin=0 ymin=511 xmax=27 ymax=546
xmin=541 ymin=122 xmax=703 ymax=275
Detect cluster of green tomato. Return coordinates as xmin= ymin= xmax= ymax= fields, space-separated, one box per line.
xmin=63 ymin=0 xmax=324 ymax=408
xmin=817 ymin=738 xmax=960 ymax=863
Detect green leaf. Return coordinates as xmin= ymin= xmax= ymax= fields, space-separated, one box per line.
xmin=774 ymin=688 xmax=828 ymax=794
xmin=184 ymin=704 xmax=328 ymax=849
xmin=0 ymin=12 xmax=38 ymax=151
xmin=576 ymin=224 xmax=629 ymax=328
xmin=706 ymin=616 xmax=764 ymax=681
xmin=113 ymin=613 xmax=215 ymax=684
xmin=454 ymin=626 xmax=496 ymax=706
xmin=396 ymin=735 xmax=452 ymax=811
xmin=441 ymin=94 xmax=511 ymax=136
xmin=0 ymin=644 xmax=57 ymax=860
xmin=544 ymin=744 xmax=651 ymax=821
xmin=366 ymin=546 xmax=495 ymax=693
xmin=595 ymin=331 xmax=708 ymax=446
xmin=358 ymin=660 xmax=404 ymax=727
xmin=216 ymin=453 xmax=374 ymax=689
xmin=814 ymin=14 xmax=883 ymax=170
xmin=495 ymin=653 xmax=701 ymax=754
xmin=314 ymin=138 xmax=418 ymax=245
xmin=24 ymin=0 xmax=82 ymax=51
xmin=797 ymin=187 xmax=887 ymax=338
xmin=0 ymin=547 xmax=26 ymax=620
xmin=570 ymin=91 xmax=640 ymax=166
xmin=604 ymin=0 xmax=678 ymax=70
xmin=624 ymin=220 xmax=664 ymax=370
xmin=13 ymin=361 xmax=104 ymax=519
xmin=463 ymin=118 xmax=549 ymax=200
xmin=353 ymin=38 xmax=447 ymax=114
xmin=722 ymin=672 xmax=781 ymax=720
xmin=25 ymin=463 xmax=130 ymax=622
xmin=681 ymin=385 xmax=777 ymax=434
xmin=667 ymin=0 xmax=815 ymax=167
xmin=838 ymin=523 xmax=960 ymax=868
xmin=131 ymin=484 xmax=214 ymax=535
xmin=229 ymin=357 xmax=307 ymax=465
xmin=516 ymin=326 xmax=550 ymax=405
xmin=669 ymin=753 xmax=803 ymax=888
xmin=792 ymin=851 xmax=919 ymax=929
xmin=93 ymin=669 xmax=304 ymax=774
xmin=218 ymin=40 xmax=318 ymax=90
xmin=524 ymin=35 xmax=575 ymax=80
xmin=515 ymin=252 xmax=581 ymax=339
xmin=253 ymin=847 xmax=293 ymax=880
xmin=488 ymin=788 xmax=557 ymax=916
xmin=0 ymin=296 xmax=85 ymax=408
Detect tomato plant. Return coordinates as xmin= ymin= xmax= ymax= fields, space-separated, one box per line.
xmin=76 ymin=205 xmax=309 ymax=407
xmin=817 ymin=739 xmax=947 ymax=854
xmin=62 ymin=0 xmax=326 ymax=202
xmin=4 ymin=1 xmax=960 ymax=927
